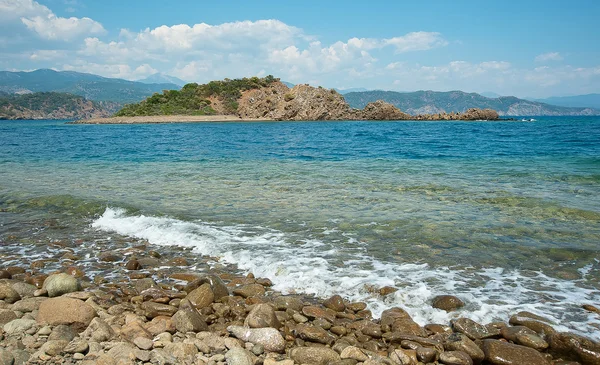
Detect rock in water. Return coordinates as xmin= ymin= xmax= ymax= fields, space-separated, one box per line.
xmin=244 ymin=303 xmax=281 ymax=329
xmin=289 ymin=347 xmax=341 ymax=365
xmin=225 ymin=347 xmax=254 ymax=365
xmin=43 ymin=273 xmax=80 ymax=297
xmin=432 ymin=295 xmax=465 ymax=312
xmin=227 ymin=325 xmax=285 ymax=353
xmin=323 ymin=294 xmax=345 ymax=312
xmin=37 ymin=297 xmax=97 ymax=331
xmin=482 ymin=339 xmax=550 ymax=365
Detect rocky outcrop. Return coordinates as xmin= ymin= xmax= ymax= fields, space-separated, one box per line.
xmin=236 ymin=82 xmax=499 ymax=121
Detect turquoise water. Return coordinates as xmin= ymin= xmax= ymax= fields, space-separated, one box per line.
xmin=1 ymin=118 xmax=599 ymax=335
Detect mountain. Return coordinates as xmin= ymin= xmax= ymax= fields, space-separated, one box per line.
xmin=281 ymin=81 xmax=295 ymax=88
xmin=0 ymin=69 xmax=180 ymax=104
xmin=531 ymin=94 xmax=600 ymax=109
xmin=137 ymin=73 xmax=186 ymax=87
xmin=0 ymin=92 xmax=117 ymax=120
xmin=334 ymin=87 xmax=369 ymax=95
xmin=480 ymin=91 xmax=503 ymax=98
xmin=343 ymin=90 xmax=600 ymax=116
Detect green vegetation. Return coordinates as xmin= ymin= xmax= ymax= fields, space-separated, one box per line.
xmin=0 ymin=92 xmax=114 ymax=119
xmin=115 ymin=75 xmax=279 ymax=116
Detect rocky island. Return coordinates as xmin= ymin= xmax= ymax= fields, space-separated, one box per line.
xmin=73 ymin=76 xmax=499 ymax=124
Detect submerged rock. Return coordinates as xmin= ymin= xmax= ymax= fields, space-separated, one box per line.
xmin=432 ymin=295 xmax=465 ymax=312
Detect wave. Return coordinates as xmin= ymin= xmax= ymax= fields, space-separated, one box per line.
xmin=92 ymin=207 xmax=600 ymax=338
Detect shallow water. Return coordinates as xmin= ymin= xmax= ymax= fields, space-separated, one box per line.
xmin=1 ymin=118 xmax=599 ymax=336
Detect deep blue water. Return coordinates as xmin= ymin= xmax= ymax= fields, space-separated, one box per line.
xmin=1 ymin=117 xmax=599 ymax=335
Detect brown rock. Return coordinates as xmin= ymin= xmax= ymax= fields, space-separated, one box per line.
xmin=547 ymin=332 xmax=600 ymax=365
xmin=289 ymin=346 xmax=341 ymax=365
xmin=501 ymin=326 xmax=548 ymax=350
xmin=379 ymin=286 xmax=398 ymax=296
xmin=0 ymin=270 xmax=11 ymax=279
xmin=125 ymin=259 xmax=141 ymax=270
xmin=273 ymin=296 xmax=304 ymax=311
xmin=482 ymin=339 xmax=550 ymax=365
xmin=185 ymin=283 xmax=214 ymax=309
xmin=295 ymin=323 xmax=336 ymax=345
xmin=444 ymin=333 xmax=485 ymax=364
xmin=0 ymin=283 xmax=20 ymax=303
xmin=432 ymin=295 xmax=465 ymax=312
xmin=323 ymin=295 xmax=345 ymax=312
xmin=452 ymin=317 xmax=500 ymax=340
xmin=172 ymin=307 xmax=208 ymax=333
xmin=346 ymin=302 xmax=367 ymax=312
xmin=509 ymin=312 xmax=556 ymax=337
xmin=98 ymin=252 xmax=121 ymax=262
xmin=64 ymin=266 xmax=85 ymax=278
xmin=439 ymin=351 xmax=473 ymax=365
xmin=233 ymin=283 xmax=265 ymax=298
xmin=144 ymin=316 xmax=176 ymax=335
xmin=140 ymin=301 xmax=178 ymax=318
xmin=302 ymin=305 xmax=337 ymax=323
xmin=37 ymin=297 xmax=97 ymax=331
xmin=380 ymin=307 xmax=427 ymax=337
xmin=244 ymin=303 xmax=281 ymax=329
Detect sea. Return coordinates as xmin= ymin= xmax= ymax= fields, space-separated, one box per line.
xmin=1 ymin=117 xmax=599 ymax=337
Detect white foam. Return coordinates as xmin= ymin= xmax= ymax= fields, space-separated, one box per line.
xmin=92 ymin=207 xmax=600 ymax=339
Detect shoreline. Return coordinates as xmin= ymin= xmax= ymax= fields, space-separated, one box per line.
xmin=70 ymin=114 xmax=516 ymax=124
xmin=0 ymin=218 xmax=598 ymax=364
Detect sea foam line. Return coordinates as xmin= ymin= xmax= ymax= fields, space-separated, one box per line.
xmin=92 ymin=207 xmax=600 ymax=338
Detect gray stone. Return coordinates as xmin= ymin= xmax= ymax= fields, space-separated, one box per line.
xmin=40 ymin=340 xmax=69 ymax=356
xmin=43 ymin=273 xmax=80 ymax=297
xmin=81 ymin=317 xmax=116 ymax=342
xmin=48 ymin=324 xmax=77 ymax=342
xmin=0 ymin=309 xmax=17 ymax=326
xmin=11 ymin=349 xmax=30 ymax=365
xmin=227 ymin=325 xmax=286 ymax=353
xmin=3 ymin=318 xmax=37 ymax=334
xmin=134 ymin=336 xmax=154 ymax=350
xmin=225 ymin=347 xmax=254 ymax=365
xmin=64 ymin=338 xmax=89 ymax=354
xmin=172 ymin=307 xmax=208 ymax=333
xmin=0 ymin=283 xmax=20 ymax=303
xmin=0 ymin=349 xmax=14 ymax=365
xmin=10 ymin=297 xmax=46 ymax=312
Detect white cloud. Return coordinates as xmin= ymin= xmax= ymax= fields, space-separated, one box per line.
xmin=535 ymin=52 xmax=563 ymax=62
xmin=385 ymin=32 xmax=448 ymax=53
xmin=21 ymin=14 xmax=105 ymax=41
xmin=0 ymin=0 xmax=105 ymax=41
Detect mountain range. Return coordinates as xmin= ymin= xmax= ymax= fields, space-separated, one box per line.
xmin=0 ymin=69 xmax=598 ymax=118
xmin=0 ymin=69 xmax=179 ymax=104
xmin=344 ymin=90 xmax=600 ymax=116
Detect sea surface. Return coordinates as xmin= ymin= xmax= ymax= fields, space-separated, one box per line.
xmin=1 ymin=117 xmax=599 ymax=337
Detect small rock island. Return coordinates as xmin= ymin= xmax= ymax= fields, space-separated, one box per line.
xmin=74 ymin=76 xmax=499 ymax=124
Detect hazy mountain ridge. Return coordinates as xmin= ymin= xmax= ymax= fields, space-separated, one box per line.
xmin=344 ymin=90 xmax=600 ymax=116
xmin=0 ymin=92 xmax=117 ymax=120
xmin=137 ymin=73 xmax=187 ymax=87
xmin=530 ymin=94 xmax=600 ymax=109
xmin=0 ymin=69 xmax=180 ymax=104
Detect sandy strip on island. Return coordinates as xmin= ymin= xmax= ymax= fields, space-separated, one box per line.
xmin=70 ymin=115 xmax=274 ymax=124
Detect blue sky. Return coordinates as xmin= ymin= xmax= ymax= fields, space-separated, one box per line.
xmin=1 ymin=0 xmax=599 ymax=97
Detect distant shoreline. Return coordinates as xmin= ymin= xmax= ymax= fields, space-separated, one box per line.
xmin=70 ymin=114 xmax=515 ymax=124
xmin=68 ymin=115 xmax=274 ymax=124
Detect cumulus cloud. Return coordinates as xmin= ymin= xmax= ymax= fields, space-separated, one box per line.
xmin=0 ymin=0 xmax=105 ymax=41
xmin=535 ymin=52 xmax=563 ymax=62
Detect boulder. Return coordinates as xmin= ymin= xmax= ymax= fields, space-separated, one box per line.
xmin=244 ymin=303 xmax=281 ymax=329
xmin=439 ymin=351 xmax=473 ymax=365
xmin=37 ymin=297 xmax=97 ymax=331
xmin=452 ymin=317 xmax=500 ymax=340
xmin=295 ymin=323 xmax=336 ymax=345
xmin=501 ymin=326 xmax=548 ymax=350
xmin=225 ymin=347 xmax=255 ymax=365
xmin=140 ymin=301 xmax=177 ymax=318
xmin=4 ymin=318 xmax=37 ymax=335
xmin=323 ymin=294 xmax=345 ymax=312
xmin=273 ymin=296 xmax=304 ymax=311
xmin=185 ymin=283 xmax=214 ymax=309
xmin=227 ymin=325 xmax=286 ymax=353
xmin=0 ymin=282 xmax=20 ymax=303
xmin=43 ymin=273 xmax=80 ymax=297
xmin=289 ymin=347 xmax=341 ymax=365
xmin=172 ymin=307 xmax=208 ymax=333
xmin=444 ymin=333 xmax=485 ymax=364
xmin=509 ymin=312 xmax=556 ymax=337
xmin=302 ymin=305 xmax=336 ymax=323
xmin=380 ymin=307 xmax=427 ymax=337
xmin=233 ymin=284 xmax=265 ymax=298
xmin=432 ymin=295 xmax=465 ymax=312
xmin=482 ymin=339 xmax=550 ymax=365
xmin=81 ymin=317 xmax=116 ymax=342
xmin=547 ymin=332 xmax=600 ymax=365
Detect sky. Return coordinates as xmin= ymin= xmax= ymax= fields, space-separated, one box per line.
xmin=0 ymin=0 xmax=599 ymax=98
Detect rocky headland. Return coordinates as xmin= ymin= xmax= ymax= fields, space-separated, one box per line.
xmin=0 ymin=230 xmax=598 ymax=365
xmin=74 ymin=77 xmax=499 ymax=123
